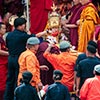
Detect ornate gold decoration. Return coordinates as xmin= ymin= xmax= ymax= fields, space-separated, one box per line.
xmin=9 ymin=15 xmax=18 ymax=26
xmin=48 ymin=3 xmax=60 ymax=28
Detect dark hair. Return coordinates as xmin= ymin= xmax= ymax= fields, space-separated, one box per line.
xmin=66 ymin=11 xmax=71 ymax=19
xmin=92 ymin=0 xmax=100 ymax=7
xmin=53 ymin=70 xmax=63 ymax=80
xmin=2 ymin=12 xmax=8 ymax=19
xmin=26 ymin=44 xmax=34 ymax=49
xmin=98 ymin=11 xmax=100 ymax=17
xmin=95 ymin=71 xmax=100 ymax=75
xmin=0 ymin=22 xmax=5 ymax=29
xmin=60 ymin=47 xmax=69 ymax=52
xmin=87 ymin=45 xmax=96 ymax=54
xmin=88 ymin=40 xmax=97 ymax=49
xmin=22 ymin=71 xmax=33 ymax=84
xmin=53 ymin=74 xmax=63 ymax=80
xmin=14 ymin=17 xmax=26 ymax=28
xmin=66 ymin=0 xmax=73 ymax=4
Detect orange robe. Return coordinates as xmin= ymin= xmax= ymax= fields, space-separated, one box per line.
xmin=44 ymin=51 xmax=77 ymax=92
xmin=78 ymin=3 xmax=99 ymax=52
xmin=80 ymin=76 xmax=100 ymax=100
xmin=18 ymin=49 xmax=41 ymax=87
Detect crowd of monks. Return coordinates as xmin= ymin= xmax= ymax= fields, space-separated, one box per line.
xmin=0 ymin=0 xmax=100 ymax=100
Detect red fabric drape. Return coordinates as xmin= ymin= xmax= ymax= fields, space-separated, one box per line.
xmin=30 ymin=0 xmax=52 ymax=34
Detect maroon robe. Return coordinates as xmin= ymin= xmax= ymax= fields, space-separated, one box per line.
xmin=36 ymin=42 xmax=54 ymax=85
xmin=0 ymin=37 xmax=8 ymax=100
xmin=30 ymin=0 xmax=52 ymax=34
xmin=4 ymin=0 xmax=24 ymax=16
xmin=36 ymin=41 xmax=60 ymax=85
xmin=0 ymin=0 xmax=3 ymax=17
xmin=95 ymin=26 xmax=100 ymax=55
xmin=68 ymin=3 xmax=83 ymax=49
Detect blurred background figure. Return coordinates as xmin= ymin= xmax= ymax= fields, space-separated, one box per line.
xmin=0 ymin=22 xmax=8 ymax=100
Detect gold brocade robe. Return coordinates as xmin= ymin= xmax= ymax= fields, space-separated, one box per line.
xmin=78 ymin=3 xmax=99 ymax=52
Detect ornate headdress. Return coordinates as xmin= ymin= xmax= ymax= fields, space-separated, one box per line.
xmin=48 ymin=3 xmax=61 ymax=29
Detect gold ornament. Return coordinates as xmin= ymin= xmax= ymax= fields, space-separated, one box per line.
xmin=48 ymin=3 xmax=60 ymax=29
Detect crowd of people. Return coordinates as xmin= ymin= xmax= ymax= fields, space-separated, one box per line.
xmin=0 ymin=0 xmax=100 ymax=100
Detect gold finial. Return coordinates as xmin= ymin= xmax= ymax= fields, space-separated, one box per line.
xmin=51 ymin=3 xmax=57 ymax=12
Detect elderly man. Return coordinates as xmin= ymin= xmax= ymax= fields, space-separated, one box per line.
xmin=18 ymin=37 xmax=49 ymax=89
xmin=18 ymin=37 xmax=43 ymax=89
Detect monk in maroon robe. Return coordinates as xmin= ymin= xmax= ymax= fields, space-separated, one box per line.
xmin=0 ymin=37 xmax=8 ymax=100
xmin=36 ymin=41 xmax=60 ymax=85
xmin=30 ymin=0 xmax=52 ymax=34
xmin=94 ymin=26 xmax=100 ymax=56
xmin=4 ymin=0 xmax=24 ymax=16
xmin=0 ymin=23 xmax=8 ymax=100
xmin=68 ymin=3 xmax=83 ymax=49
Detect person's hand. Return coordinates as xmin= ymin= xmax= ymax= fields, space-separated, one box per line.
xmin=40 ymin=65 xmax=49 ymax=71
xmin=38 ymin=84 xmax=49 ymax=98
xmin=4 ymin=0 xmax=14 ymax=4
xmin=73 ymin=84 xmax=76 ymax=91
xmin=96 ymin=52 xmax=100 ymax=58
xmin=76 ymin=89 xmax=79 ymax=97
xmin=43 ymin=84 xmax=49 ymax=92
xmin=62 ymin=26 xmax=70 ymax=33
xmin=27 ymin=30 xmax=31 ymax=35
xmin=76 ymin=20 xmax=80 ymax=25
xmin=38 ymin=82 xmax=43 ymax=90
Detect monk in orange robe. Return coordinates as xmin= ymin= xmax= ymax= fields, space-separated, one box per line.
xmin=78 ymin=0 xmax=99 ymax=52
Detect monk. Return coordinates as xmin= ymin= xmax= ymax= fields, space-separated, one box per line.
xmin=93 ymin=0 xmax=100 ymax=56
xmin=94 ymin=25 xmax=100 ymax=56
xmin=0 ymin=22 xmax=8 ymax=100
xmin=4 ymin=0 xmax=24 ymax=16
xmin=78 ymin=0 xmax=99 ymax=52
xmin=63 ymin=0 xmax=83 ymax=49
xmin=30 ymin=0 xmax=52 ymax=34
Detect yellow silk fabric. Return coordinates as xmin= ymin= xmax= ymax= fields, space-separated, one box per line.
xmin=78 ymin=3 xmax=99 ymax=52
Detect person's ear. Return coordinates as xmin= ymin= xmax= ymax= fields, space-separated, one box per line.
xmin=93 ymin=70 xmax=95 ymax=75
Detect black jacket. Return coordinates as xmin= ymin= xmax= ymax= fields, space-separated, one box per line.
xmin=14 ymin=83 xmax=39 ymax=100
xmin=44 ymin=82 xmax=71 ymax=100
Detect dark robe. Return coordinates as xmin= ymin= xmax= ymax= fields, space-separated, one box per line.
xmin=95 ymin=26 xmax=100 ymax=55
xmin=36 ymin=41 xmax=60 ymax=85
xmin=4 ymin=0 xmax=24 ymax=16
xmin=0 ymin=0 xmax=3 ymax=17
xmin=68 ymin=3 xmax=83 ymax=49
xmin=0 ymin=36 xmax=8 ymax=100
